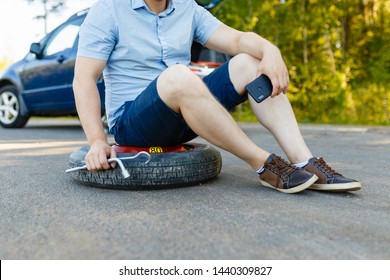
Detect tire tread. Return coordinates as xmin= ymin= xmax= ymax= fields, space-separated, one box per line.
xmin=68 ymin=143 xmax=222 ymax=189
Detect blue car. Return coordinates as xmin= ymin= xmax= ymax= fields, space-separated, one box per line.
xmin=0 ymin=1 xmax=227 ymax=128
xmin=0 ymin=9 xmax=104 ymax=128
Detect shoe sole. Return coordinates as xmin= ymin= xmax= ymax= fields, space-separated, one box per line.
xmin=260 ymin=175 xmax=318 ymax=194
xmin=309 ymin=181 xmax=361 ymax=192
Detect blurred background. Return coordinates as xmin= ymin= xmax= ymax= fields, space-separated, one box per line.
xmin=0 ymin=0 xmax=389 ymax=125
xmin=214 ymin=0 xmax=389 ymax=125
xmin=0 ymin=0 xmax=95 ymax=62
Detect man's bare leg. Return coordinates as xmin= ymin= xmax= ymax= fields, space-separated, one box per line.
xmin=227 ymin=53 xmax=360 ymax=192
xmin=249 ymin=95 xmax=313 ymax=164
xmin=228 ymin=54 xmax=313 ymax=164
xmin=157 ymin=64 xmax=269 ymax=171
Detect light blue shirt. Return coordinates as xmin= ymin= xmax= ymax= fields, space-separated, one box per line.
xmin=77 ymin=0 xmax=222 ymax=128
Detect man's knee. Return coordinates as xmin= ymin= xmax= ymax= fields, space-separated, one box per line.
xmin=158 ymin=64 xmax=204 ymax=98
xmin=230 ymin=53 xmax=259 ymax=74
xmin=229 ymin=53 xmax=260 ymax=93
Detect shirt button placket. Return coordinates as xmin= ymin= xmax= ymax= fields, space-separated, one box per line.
xmin=157 ymin=16 xmax=166 ymax=64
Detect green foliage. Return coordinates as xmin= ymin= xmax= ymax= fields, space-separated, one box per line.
xmin=195 ymin=0 xmax=214 ymax=5
xmin=215 ymin=0 xmax=390 ymax=125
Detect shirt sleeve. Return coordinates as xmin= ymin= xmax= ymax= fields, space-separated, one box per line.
xmin=193 ymin=4 xmax=222 ymax=45
xmin=77 ymin=0 xmax=117 ymax=60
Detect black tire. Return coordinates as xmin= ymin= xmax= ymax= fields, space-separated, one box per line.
xmin=0 ymin=85 xmax=29 ymax=128
xmin=68 ymin=143 xmax=222 ymax=190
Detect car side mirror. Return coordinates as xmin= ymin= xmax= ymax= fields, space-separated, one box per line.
xmin=30 ymin=43 xmax=44 ymax=59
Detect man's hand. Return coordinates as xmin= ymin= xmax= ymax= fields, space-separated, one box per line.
xmin=205 ymin=26 xmax=290 ymax=98
xmin=84 ymin=139 xmax=117 ymax=172
xmin=256 ymin=44 xmax=290 ymax=98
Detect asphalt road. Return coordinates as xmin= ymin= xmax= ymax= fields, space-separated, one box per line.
xmin=0 ymin=118 xmax=389 ymax=260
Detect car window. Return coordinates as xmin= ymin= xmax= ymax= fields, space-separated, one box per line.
xmin=45 ymin=23 xmax=80 ymax=56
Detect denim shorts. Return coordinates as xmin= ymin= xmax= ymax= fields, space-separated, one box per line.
xmin=111 ymin=61 xmax=248 ymax=147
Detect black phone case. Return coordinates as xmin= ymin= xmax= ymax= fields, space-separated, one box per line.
xmin=245 ymin=75 xmax=273 ymax=103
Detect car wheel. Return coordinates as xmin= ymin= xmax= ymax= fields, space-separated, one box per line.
xmin=0 ymin=85 xmax=29 ymax=128
xmin=67 ymin=143 xmax=222 ymax=190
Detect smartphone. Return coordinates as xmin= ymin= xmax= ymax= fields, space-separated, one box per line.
xmin=245 ymin=75 xmax=273 ymax=103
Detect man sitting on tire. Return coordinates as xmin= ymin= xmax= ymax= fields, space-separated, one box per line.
xmin=73 ymin=0 xmax=361 ymax=194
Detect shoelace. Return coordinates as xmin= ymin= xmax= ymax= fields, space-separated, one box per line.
xmin=311 ymin=157 xmax=341 ymax=177
xmin=267 ymin=156 xmax=298 ymax=181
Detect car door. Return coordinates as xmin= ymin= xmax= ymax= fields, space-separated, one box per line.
xmin=20 ymin=17 xmax=82 ymax=114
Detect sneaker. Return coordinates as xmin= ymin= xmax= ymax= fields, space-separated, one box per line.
xmin=303 ymin=157 xmax=361 ymax=192
xmin=259 ymin=154 xmax=318 ymax=194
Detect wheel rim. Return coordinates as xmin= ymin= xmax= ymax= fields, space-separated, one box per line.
xmin=0 ymin=91 xmax=19 ymax=125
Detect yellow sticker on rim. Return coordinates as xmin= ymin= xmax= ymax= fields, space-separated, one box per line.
xmin=149 ymin=147 xmax=163 ymax=154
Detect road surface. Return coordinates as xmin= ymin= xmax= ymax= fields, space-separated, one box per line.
xmin=1 ymin=118 xmax=389 ymax=259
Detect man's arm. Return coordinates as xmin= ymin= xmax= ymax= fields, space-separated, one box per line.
xmin=73 ymin=56 xmax=116 ymax=171
xmin=205 ymin=24 xmax=289 ymax=97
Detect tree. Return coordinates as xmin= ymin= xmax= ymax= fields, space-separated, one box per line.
xmin=26 ymin=0 xmax=66 ymax=34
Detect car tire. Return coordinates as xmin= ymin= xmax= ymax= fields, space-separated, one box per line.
xmin=0 ymin=85 xmax=29 ymax=128
xmin=68 ymin=143 xmax=222 ymax=190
